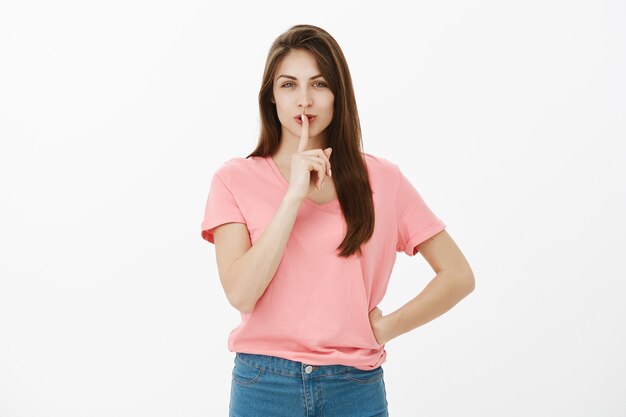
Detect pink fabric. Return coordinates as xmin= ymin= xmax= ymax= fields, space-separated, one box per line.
xmin=201 ymin=153 xmax=445 ymax=370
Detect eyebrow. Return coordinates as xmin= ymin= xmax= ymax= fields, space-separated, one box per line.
xmin=276 ymin=73 xmax=324 ymax=81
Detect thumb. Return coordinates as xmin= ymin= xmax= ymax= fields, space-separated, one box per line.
xmin=325 ymin=147 xmax=333 ymax=157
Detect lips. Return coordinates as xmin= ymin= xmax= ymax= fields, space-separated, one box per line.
xmin=294 ymin=114 xmax=317 ymax=124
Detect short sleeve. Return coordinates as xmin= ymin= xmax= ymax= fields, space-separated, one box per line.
xmin=200 ymin=170 xmax=247 ymax=244
xmin=395 ymin=165 xmax=446 ymax=256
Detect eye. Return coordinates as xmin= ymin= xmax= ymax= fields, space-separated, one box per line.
xmin=280 ymin=81 xmax=328 ymax=88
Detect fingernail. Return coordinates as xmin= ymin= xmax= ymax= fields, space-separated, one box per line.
xmin=329 ymin=168 xmax=332 ymax=177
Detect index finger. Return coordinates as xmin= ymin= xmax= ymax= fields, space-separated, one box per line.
xmin=297 ymin=112 xmax=309 ymax=153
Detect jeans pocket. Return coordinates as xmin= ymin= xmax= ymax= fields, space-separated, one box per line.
xmin=343 ymin=365 xmax=384 ymax=384
xmin=232 ymin=356 xmax=266 ymax=386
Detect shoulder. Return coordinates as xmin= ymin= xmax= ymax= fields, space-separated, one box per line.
xmin=362 ymin=151 xmax=401 ymax=180
xmin=213 ymin=155 xmax=266 ymax=183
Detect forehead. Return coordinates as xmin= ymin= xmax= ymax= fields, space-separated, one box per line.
xmin=275 ymin=49 xmax=321 ymax=78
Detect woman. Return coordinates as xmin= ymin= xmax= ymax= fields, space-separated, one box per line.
xmin=201 ymin=24 xmax=475 ymax=417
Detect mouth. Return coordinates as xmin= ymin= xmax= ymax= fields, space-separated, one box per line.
xmin=295 ymin=114 xmax=317 ymax=124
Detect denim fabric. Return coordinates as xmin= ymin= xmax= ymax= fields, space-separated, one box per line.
xmin=229 ymin=352 xmax=389 ymax=417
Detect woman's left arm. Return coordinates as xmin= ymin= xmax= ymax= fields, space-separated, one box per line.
xmin=371 ymin=229 xmax=475 ymax=345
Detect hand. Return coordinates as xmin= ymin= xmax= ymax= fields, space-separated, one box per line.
xmin=368 ymin=306 xmax=394 ymax=346
xmin=286 ymin=112 xmax=333 ymax=201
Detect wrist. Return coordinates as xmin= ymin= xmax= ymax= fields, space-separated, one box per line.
xmin=282 ymin=192 xmax=303 ymax=207
xmin=382 ymin=311 xmax=402 ymax=343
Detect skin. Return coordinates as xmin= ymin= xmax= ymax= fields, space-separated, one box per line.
xmin=271 ymin=48 xmax=334 ymax=199
xmin=271 ymin=49 xmax=333 ymax=163
xmin=370 ymin=231 xmax=476 ymax=345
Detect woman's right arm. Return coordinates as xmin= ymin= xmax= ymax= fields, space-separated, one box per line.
xmin=213 ymin=193 xmax=302 ymax=314
xmin=213 ymin=113 xmax=331 ymax=314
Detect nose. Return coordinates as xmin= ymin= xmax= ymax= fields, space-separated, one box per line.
xmin=297 ymin=87 xmax=312 ymax=111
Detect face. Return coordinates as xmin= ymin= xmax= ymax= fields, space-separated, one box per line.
xmin=272 ymin=49 xmax=334 ymax=143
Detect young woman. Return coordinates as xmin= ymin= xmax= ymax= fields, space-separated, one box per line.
xmin=201 ymin=24 xmax=475 ymax=417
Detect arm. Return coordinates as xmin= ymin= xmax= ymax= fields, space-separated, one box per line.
xmin=214 ymin=193 xmax=302 ymax=314
xmin=374 ymin=229 xmax=475 ymax=344
xmin=213 ymin=116 xmax=332 ymax=314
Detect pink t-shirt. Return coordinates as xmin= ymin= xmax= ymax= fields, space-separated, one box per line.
xmin=201 ymin=152 xmax=446 ymax=370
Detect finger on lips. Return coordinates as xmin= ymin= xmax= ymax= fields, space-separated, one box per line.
xmin=297 ymin=113 xmax=308 ymax=153
xmin=299 ymin=111 xmax=332 ymax=190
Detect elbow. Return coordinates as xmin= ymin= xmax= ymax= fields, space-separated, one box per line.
xmin=462 ymin=269 xmax=475 ymax=294
xmin=223 ymin=263 xmax=255 ymax=314
xmin=447 ymin=265 xmax=475 ymax=295
xmin=236 ymin=300 xmax=255 ymax=315
xmin=228 ymin=289 xmax=255 ymax=315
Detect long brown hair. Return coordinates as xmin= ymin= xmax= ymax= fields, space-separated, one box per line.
xmin=246 ymin=24 xmax=374 ymax=258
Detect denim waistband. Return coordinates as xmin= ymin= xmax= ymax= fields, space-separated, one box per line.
xmin=235 ymin=352 xmax=377 ymax=378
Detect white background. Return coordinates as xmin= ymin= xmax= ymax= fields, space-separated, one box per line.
xmin=1 ymin=0 xmax=625 ymax=416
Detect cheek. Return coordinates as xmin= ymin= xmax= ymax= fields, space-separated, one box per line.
xmin=324 ymin=97 xmax=334 ymax=115
xmin=274 ymin=102 xmax=288 ymax=120
xmin=325 ymin=103 xmax=334 ymax=119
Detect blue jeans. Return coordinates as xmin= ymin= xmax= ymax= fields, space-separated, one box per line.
xmin=229 ymin=352 xmax=389 ymax=417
